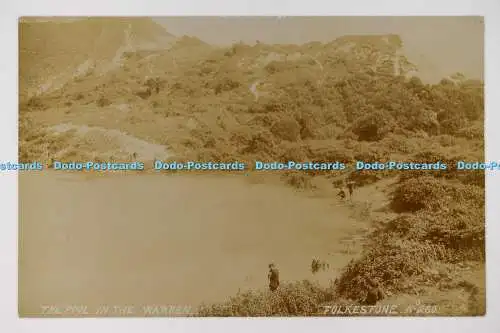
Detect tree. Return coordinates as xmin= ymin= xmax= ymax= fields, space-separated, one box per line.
xmin=352 ymin=109 xmax=395 ymax=141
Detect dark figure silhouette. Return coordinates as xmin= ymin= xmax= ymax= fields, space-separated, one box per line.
xmin=268 ymin=263 xmax=280 ymax=292
xmin=337 ymin=189 xmax=346 ymax=201
xmin=364 ymin=279 xmax=385 ymax=305
xmin=347 ymin=181 xmax=355 ymax=199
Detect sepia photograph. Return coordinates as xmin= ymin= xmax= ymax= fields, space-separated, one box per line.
xmin=18 ymin=16 xmax=485 ymax=317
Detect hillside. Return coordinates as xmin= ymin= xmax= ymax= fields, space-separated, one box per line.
xmin=19 ymin=17 xmax=176 ymax=100
xmin=20 ymin=26 xmax=483 ymax=167
xmin=18 ymin=18 xmax=485 ymax=316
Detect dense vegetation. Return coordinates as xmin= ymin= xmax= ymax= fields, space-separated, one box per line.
xmin=19 ymin=25 xmax=485 ymax=316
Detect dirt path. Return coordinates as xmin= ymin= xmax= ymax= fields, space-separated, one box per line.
xmin=249 ymin=81 xmax=260 ymax=101
xmin=48 ymin=123 xmax=171 ymax=161
xmin=18 ymin=171 xmax=381 ymax=316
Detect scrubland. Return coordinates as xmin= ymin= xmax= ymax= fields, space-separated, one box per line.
xmin=19 ymin=18 xmax=485 ymax=316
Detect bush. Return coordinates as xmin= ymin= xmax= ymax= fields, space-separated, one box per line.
xmin=352 ymin=109 xmax=395 ymax=141
xmin=437 ymin=110 xmax=469 ymax=135
xmin=456 ymin=122 xmax=484 ymax=140
xmin=347 ymin=170 xmax=383 ymax=187
xmin=437 ymin=134 xmax=457 ymax=147
xmin=281 ymin=171 xmax=315 ymax=189
xmin=144 ymin=76 xmax=164 ymax=93
xmin=446 ymin=182 xmax=485 ymax=209
xmin=391 ymin=176 xmax=450 ymax=212
xmin=21 ymin=96 xmax=47 ymax=111
xmin=270 ymin=116 xmax=301 ymax=142
xmin=457 ymin=169 xmax=485 ymax=188
xmin=375 ymin=208 xmax=485 ymax=261
xmin=198 ymin=280 xmax=333 ymax=316
xmin=335 ymin=236 xmax=449 ymax=301
xmin=96 ymin=96 xmax=112 ymax=107
xmin=264 ymin=60 xmax=295 ymax=75
xmin=304 ymin=141 xmax=354 ymax=164
xmin=379 ymin=134 xmax=415 ymax=154
xmin=353 ymin=142 xmax=390 ymax=163
xmin=214 ymin=76 xmax=242 ymax=94
xmin=239 ymin=129 xmax=277 ymax=158
xmin=277 ymin=142 xmax=307 ymax=162
xmin=407 ymin=109 xmax=440 ymax=135
xmin=294 ymin=110 xmax=317 ymax=139
xmin=420 ymin=207 xmax=485 ymax=259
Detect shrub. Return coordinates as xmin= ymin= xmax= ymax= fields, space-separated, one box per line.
xmin=391 ymin=176 xmax=450 ymax=212
xmin=304 ymin=141 xmax=354 ymax=164
xmin=270 ymin=116 xmax=301 ymax=142
xmin=239 ymin=129 xmax=277 ymax=158
xmin=437 ymin=110 xmax=468 ymax=135
xmin=420 ymin=207 xmax=485 ymax=260
xmin=347 ymin=170 xmax=383 ymax=187
xmin=281 ymin=171 xmax=315 ymax=189
xmin=294 ymin=110 xmax=317 ymax=139
xmin=264 ymin=60 xmax=295 ymax=75
xmin=353 ymin=142 xmax=390 ymax=163
xmin=411 ymin=150 xmax=448 ymax=164
xmin=352 ymin=109 xmax=395 ymax=141
xmin=214 ymin=77 xmax=242 ymax=94
xmin=375 ymin=208 xmax=485 ymax=261
xmin=96 ymin=96 xmax=112 ymax=107
xmin=198 ymin=280 xmax=333 ymax=316
xmin=379 ymin=134 xmax=414 ymax=154
xmin=446 ymin=182 xmax=485 ymax=209
xmin=21 ymin=96 xmax=47 ymax=111
xmin=144 ymin=76 xmax=164 ymax=93
xmin=457 ymin=169 xmax=485 ymax=188
xmin=456 ymin=122 xmax=484 ymax=140
xmin=438 ymin=134 xmax=457 ymax=147
xmin=407 ymin=109 xmax=440 ymax=135
xmin=277 ymin=142 xmax=307 ymax=163
xmin=334 ymin=236 xmax=449 ymax=301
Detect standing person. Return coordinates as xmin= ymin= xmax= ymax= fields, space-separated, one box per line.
xmin=337 ymin=188 xmax=346 ymax=201
xmin=268 ymin=263 xmax=280 ymax=292
xmin=363 ymin=278 xmax=385 ymax=305
xmin=347 ymin=180 xmax=355 ymax=200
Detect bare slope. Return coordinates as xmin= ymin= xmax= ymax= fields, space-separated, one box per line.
xmin=19 ymin=17 xmax=176 ymax=100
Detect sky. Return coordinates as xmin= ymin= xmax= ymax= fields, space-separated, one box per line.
xmin=153 ymin=16 xmax=484 ymax=82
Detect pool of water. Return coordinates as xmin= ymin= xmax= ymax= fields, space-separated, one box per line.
xmin=19 ymin=171 xmax=363 ymax=315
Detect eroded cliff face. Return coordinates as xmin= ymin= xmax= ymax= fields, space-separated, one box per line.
xmin=19 ymin=17 xmax=176 ymax=99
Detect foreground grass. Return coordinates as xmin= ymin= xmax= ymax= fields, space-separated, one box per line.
xmin=198 ymin=280 xmax=334 ymax=317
